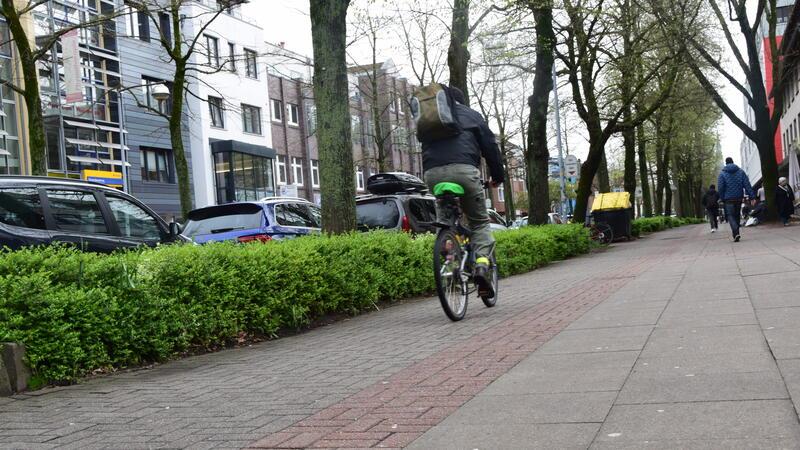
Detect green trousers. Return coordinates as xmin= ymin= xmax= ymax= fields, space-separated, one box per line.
xmin=424 ymin=164 xmax=495 ymax=260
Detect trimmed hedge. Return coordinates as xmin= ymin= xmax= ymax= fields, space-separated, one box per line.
xmin=0 ymin=224 xmax=590 ymax=386
xmin=631 ymin=216 xmax=706 ymax=237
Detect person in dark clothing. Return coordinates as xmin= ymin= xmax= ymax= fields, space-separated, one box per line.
xmin=717 ymin=157 xmax=755 ymax=242
xmin=701 ymin=184 xmax=720 ymax=232
xmin=776 ymin=177 xmax=795 ymax=226
xmin=421 ymin=86 xmax=504 ymax=296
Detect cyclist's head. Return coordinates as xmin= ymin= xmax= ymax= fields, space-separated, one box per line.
xmin=725 ymin=157 xmax=734 ymax=164
xmin=449 ymin=86 xmax=465 ymax=104
xmin=709 ymin=184 xmax=715 ymax=190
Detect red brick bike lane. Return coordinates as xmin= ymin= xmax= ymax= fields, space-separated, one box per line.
xmin=249 ymin=252 xmax=667 ymax=449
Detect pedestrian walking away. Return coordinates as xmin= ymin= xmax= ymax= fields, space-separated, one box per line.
xmin=717 ymin=157 xmax=755 ymax=242
xmin=702 ymin=184 xmax=720 ymax=232
xmin=776 ymin=177 xmax=795 ymax=226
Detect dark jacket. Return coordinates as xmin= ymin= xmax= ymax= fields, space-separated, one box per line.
xmin=776 ymin=185 xmax=795 ymax=217
xmin=421 ymin=103 xmax=504 ymax=183
xmin=702 ymin=189 xmax=720 ymax=209
xmin=717 ymin=164 xmax=754 ymax=201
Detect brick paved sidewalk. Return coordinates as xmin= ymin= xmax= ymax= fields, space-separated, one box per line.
xmin=4 ymin=223 xmax=798 ymax=449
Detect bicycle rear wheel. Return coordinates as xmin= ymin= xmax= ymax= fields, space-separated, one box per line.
xmin=434 ymin=229 xmax=468 ymax=321
xmin=480 ymin=254 xmax=499 ymax=307
xmin=596 ymin=222 xmax=614 ymax=244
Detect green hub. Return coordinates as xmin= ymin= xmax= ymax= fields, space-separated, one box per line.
xmin=433 ymin=182 xmax=465 ymax=196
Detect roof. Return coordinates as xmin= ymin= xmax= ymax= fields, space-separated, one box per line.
xmin=0 ymin=175 xmax=122 ymax=192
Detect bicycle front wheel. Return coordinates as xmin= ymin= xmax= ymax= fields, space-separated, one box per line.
xmin=596 ymin=222 xmax=614 ymax=244
xmin=434 ymin=229 xmax=468 ymax=321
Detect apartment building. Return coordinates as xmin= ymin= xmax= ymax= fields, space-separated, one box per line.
xmin=183 ymin=1 xmax=275 ymax=208
xmin=740 ymin=0 xmax=795 ymax=185
xmin=778 ymin=1 xmax=800 ymax=181
xmin=266 ymin=46 xmax=421 ymax=204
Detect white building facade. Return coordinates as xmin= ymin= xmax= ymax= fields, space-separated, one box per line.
xmin=739 ymin=0 xmax=795 ymax=184
xmin=183 ymin=1 xmax=275 ymax=208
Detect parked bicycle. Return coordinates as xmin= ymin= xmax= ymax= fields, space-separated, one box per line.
xmin=432 ymin=181 xmax=499 ymax=321
xmin=587 ymin=219 xmax=614 ymax=244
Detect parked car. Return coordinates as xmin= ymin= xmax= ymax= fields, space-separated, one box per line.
xmin=356 ymin=173 xmax=437 ymax=234
xmin=487 ymin=209 xmax=509 ymax=231
xmin=510 ymin=213 xmax=563 ymax=228
xmin=182 ymin=197 xmax=320 ymax=244
xmin=0 ymin=176 xmax=184 ymax=252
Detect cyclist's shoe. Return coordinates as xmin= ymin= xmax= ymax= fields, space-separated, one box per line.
xmin=474 ymin=257 xmax=495 ymax=298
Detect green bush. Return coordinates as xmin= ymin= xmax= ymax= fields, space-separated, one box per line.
xmin=0 ymin=224 xmax=590 ymax=385
xmin=631 ymin=216 xmax=706 ymax=237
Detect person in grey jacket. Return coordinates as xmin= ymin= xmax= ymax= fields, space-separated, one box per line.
xmin=422 ymin=86 xmax=504 ymax=297
xmin=717 ymin=157 xmax=755 ymax=242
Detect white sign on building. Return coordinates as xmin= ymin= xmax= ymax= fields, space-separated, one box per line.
xmin=62 ymin=30 xmax=82 ymax=104
xmin=280 ymin=184 xmax=299 ymax=198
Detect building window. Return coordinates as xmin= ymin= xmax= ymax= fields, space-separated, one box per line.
xmin=214 ymin=152 xmax=275 ymax=204
xmin=306 ymin=103 xmax=317 ymax=133
xmin=291 ymin=157 xmax=304 ymax=186
xmin=228 ymin=42 xmax=236 ymax=72
xmin=209 ymin=96 xmax=224 ymax=128
xmin=271 ymin=99 xmax=283 ymax=122
xmin=287 ymin=103 xmax=299 ymax=126
xmin=241 ymin=104 xmax=262 ymax=134
xmin=205 ymin=35 xmax=220 ymax=67
xmin=356 ymin=166 xmax=365 ymax=191
xmin=276 ymin=155 xmax=287 ymax=185
xmin=498 ymin=185 xmax=505 ymax=202
xmin=244 ymin=49 xmax=258 ymax=78
xmin=311 ymin=159 xmax=320 ymax=187
xmin=137 ymin=10 xmax=150 ymax=42
xmin=140 ymin=147 xmax=172 ymax=183
xmin=351 ymin=115 xmax=361 ymax=137
xmin=158 ymin=12 xmax=171 ymax=43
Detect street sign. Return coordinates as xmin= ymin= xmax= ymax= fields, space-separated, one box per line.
xmin=564 ymin=155 xmax=579 ymax=178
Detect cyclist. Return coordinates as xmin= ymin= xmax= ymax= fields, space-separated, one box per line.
xmin=421 ymin=86 xmax=504 ymax=297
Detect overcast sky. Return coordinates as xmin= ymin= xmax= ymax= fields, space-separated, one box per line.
xmin=245 ymin=0 xmax=748 ymax=164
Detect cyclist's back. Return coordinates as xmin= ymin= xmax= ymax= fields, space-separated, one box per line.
xmin=419 ymin=86 xmax=504 ymax=297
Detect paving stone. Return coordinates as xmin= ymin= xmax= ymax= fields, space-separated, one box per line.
xmin=406 ymin=422 xmax=601 ymax=449
xmin=596 ymin=400 xmax=800 ymax=442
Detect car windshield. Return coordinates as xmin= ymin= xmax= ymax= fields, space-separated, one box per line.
xmin=182 ymin=204 xmax=264 ymax=237
xmin=356 ymin=199 xmax=400 ymax=230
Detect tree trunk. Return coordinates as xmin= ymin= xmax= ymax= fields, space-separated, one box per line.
xmin=598 ymin=153 xmax=611 ymax=193
xmin=573 ymin=140 xmax=604 ymax=223
xmin=169 ymin=65 xmax=192 ymax=219
xmin=4 ymin=3 xmax=46 ymax=174
xmin=637 ymin=124 xmax=652 ymax=217
xmin=622 ymin=120 xmax=636 ymax=198
xmin=310 ymin=0 xmax=356 ymax=233
xmin=448 ymin=0 xmax=470 ymax=105
xmin=526 ymin=4 xmax=554 ymax=225
xmin=662 ymin=144 xmax=672 ymax=216
xmin=500 ymin=138 xmax=515 ymax=221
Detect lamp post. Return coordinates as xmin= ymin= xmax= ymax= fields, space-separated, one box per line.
xmin=151 ymin=83 xmax=171 ymax=114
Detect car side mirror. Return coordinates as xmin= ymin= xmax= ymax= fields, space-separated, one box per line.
xmin=169 ymin=221 xmax=181 ymax=237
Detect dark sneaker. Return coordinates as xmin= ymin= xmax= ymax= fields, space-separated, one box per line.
xmin=474 ymin=257 xmax=495 ymax=298
xmin=734 ymin=234 xmax=741 ymax=242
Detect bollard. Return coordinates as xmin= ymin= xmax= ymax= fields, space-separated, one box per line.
xmin=1 ymin=343 xmax=30 ymax=395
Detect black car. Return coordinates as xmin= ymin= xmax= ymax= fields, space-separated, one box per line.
xmin=0 ymin=176 xmax=183 ymax=252
xmin=356 ymin=173 xmax=438 ymax=234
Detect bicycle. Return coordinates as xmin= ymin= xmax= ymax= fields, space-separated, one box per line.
xmin=587 ymin=219 xmax=613 ymax=244
xmin=431 ymin=181 xmax=499 ymax=322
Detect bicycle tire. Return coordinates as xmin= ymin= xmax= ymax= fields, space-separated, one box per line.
xmin=597 ymin=222 xmax=614 ymax=244
xmin=434 ymin=228 xmax=468 ymax=321
xmin=481 ymin=253 xmax=499 ymax=307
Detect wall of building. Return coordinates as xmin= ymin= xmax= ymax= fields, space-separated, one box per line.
xmin=183 ymin=1 xmax=273 ymax=208
xmin=118 ymin=9 xmax=191 ymax=220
